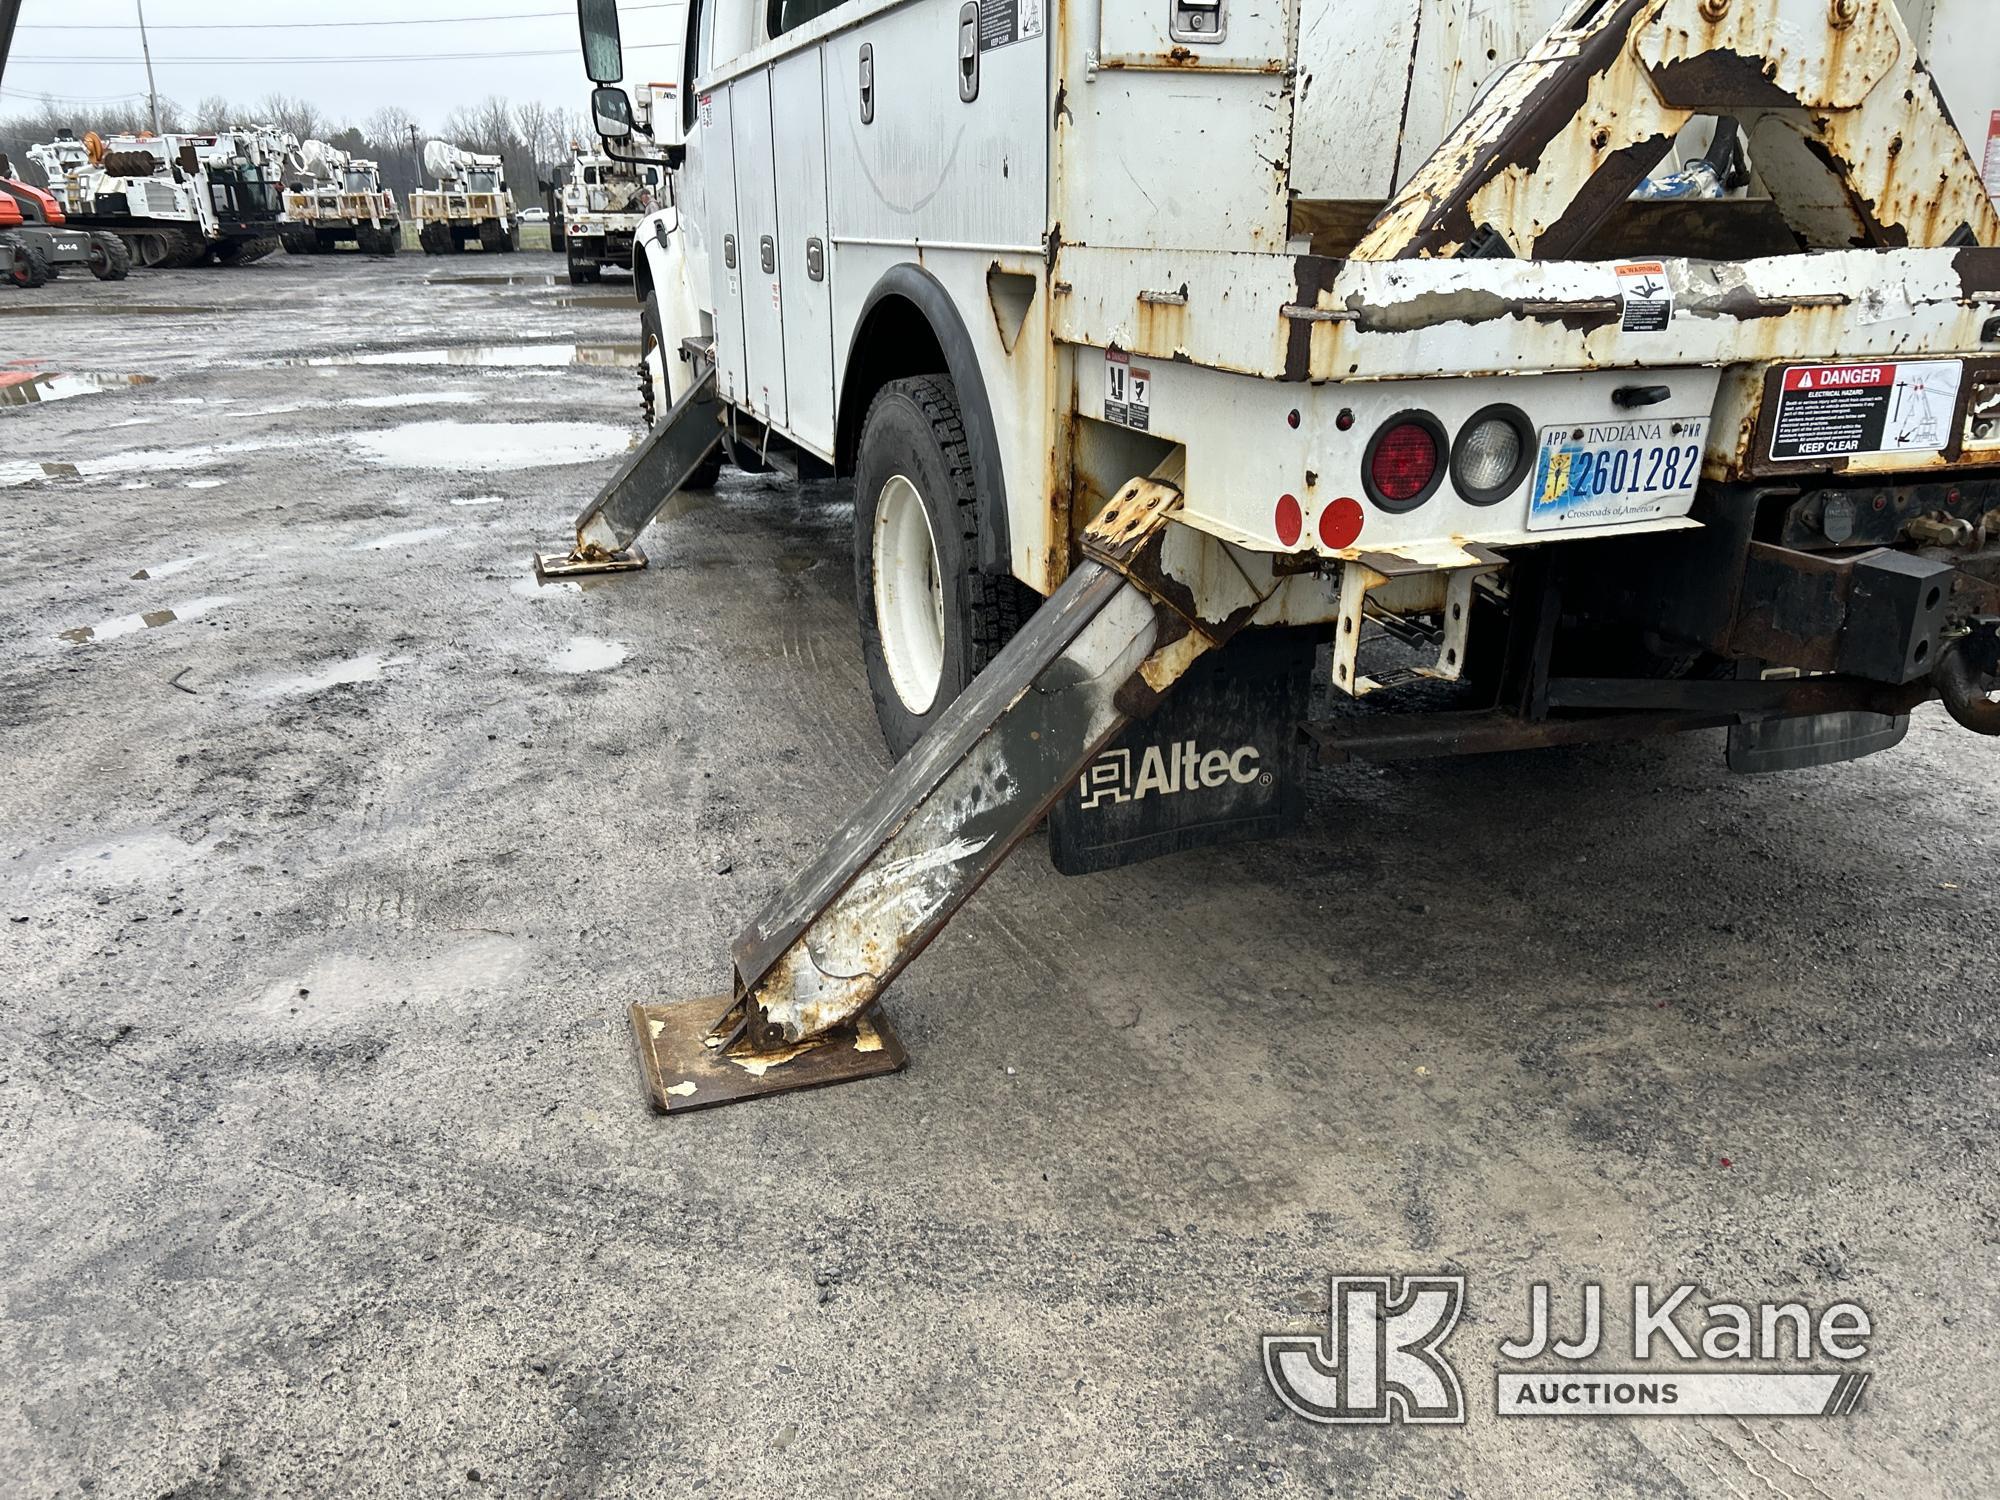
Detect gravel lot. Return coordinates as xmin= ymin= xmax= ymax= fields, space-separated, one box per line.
xmin=1 ymin=253 xmax=1995 ymax=1498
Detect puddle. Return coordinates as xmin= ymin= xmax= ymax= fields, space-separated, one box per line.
xmin=184 ymin=477 xmax=226 ymax=490
xmin=283 ymin=342 xmax=637 ymax=370
xmin=353 ymin=420 xmax=631 ymax=472
xmin=130 ymin=555 xmax=207 ymax=581
xmin=260 ymin=653 xmax=402 ymax=696
xmin=546 ymin=636 xmax=628 ymax=673
xmin=777 ymin=553 xmax=819 ymax=574
xmin=0 ymin=371 xmax=160 ymax=406
xmin=345 ymin=391 xmax=488 ymax=409
xmin=354 ymin=525 xmax=454 ymax=550
xmin=425 ymin=273 xmax=561 ymax=287
xmin=58 ymin=594 xmax=233 ymax=643
xmin=0 ymin=304 xmax=217 ymax=318
xmin=512 ymin=575 xmax=581 ymax=598
xmin=450 ymin=494 xmax=505 ymax=506
xmin=1 ymin=437 xmax=293 ymax=489
xmin=21 ymin=828 xmax=209 ymax=893
xmin=549 ymin=295 xmax=634 ymax=310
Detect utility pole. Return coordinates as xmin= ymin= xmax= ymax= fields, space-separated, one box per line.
xmin=134 ymin=0 xmax=160 ymax=134
xmin=408 ymin=122 xmax=421 ymax=195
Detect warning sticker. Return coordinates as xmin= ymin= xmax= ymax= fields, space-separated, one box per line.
xmin=1616 ymin=261 xmax=1673 ymax=333
xmin=1984 ymin=110 xmax=2000 ymax=205
xmin=977 ymin=0 xmax=1043 ymax=52
xmin=1104 ymin=350 xmax=1150 ymax=432
xmin=1770 ymin=361 xmax=1962 ymax=462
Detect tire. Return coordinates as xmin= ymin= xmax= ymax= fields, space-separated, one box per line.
xmin=282 ymin=229 xmax=308 ymax=255
xmin=88 ymin=233 xmax=131 ymax=281
xmin=479 ymin=219 xmax=506 ymax=253
xmin=566 ymin=251 xmax=586 ymax=285
xmin=506 ymin=221 xmax=522 ymax=253
xmin=6 ymin=238 xmax=51 ymax=289
xmin=217 ymin=235 xmax=279 ymax=265
xmin=639 ymin=290 xmax=721 ymax=488
xmin=379 ymin=224 xmax=400 ymax=256
xmin=853 ymin=375 xmax=1033 ymax=759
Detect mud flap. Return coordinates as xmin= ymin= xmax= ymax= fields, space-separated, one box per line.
xmin=1049 ymin=630 xmax=1313 ymax=875
xmin=1727 ymin=710 xmax=1909 ymax=773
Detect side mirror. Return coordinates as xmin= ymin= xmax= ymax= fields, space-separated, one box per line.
xmin=592 ymin=86 xmax=635 ymax=142
xmin=577 ymin=0 xmax=625 ymax=84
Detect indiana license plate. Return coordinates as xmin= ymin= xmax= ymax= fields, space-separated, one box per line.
xmin=1528 ymin=419 xmax=1708 ymax=532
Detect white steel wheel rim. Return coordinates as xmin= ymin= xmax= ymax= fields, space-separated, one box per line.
xmin=873 ymin=473 xmax=947 ymax=716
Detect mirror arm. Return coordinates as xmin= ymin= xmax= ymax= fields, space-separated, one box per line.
xmin=600 ymin=137 xmax=685 ymax=171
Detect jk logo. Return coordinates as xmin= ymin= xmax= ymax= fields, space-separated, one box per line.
xmin=1264 ymin=1275 xmax=1467 ymax=1425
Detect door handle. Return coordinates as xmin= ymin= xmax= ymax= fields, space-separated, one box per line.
xmin=806 ymin=237 xmax=825 ymax=282
xmin=759 ymin=235 xmax=775 ymax=275
xmin=957 ymin=4 xmax=979 ymax=103
xmin=859 ymin=43 xmax=875 ymax=124
xmin=723 ymin=233 xmax=736 ymax=270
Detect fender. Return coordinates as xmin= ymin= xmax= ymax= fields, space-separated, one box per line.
xmin=636 ymin=205 xmax=706 ymax=408
xmin=841 ymin=263 xmax=1012 ymax=579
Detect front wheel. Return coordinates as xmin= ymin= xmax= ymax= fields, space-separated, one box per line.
xmin=853 ymin=375 xmax=1032 ymax=759
xmin=88 ymin=233 xmax=131 ymax=281
xmin=5 ymin=238 xmax=51 ymax=289
xmin=639 ymin=290 xmax=721 ymax=488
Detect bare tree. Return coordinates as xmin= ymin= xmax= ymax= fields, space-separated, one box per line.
xmin=257 ymin=93 xmax=323 ymax=142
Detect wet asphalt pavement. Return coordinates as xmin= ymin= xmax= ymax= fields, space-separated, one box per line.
xmin=1 ymin=253 xmax=1996 ymax=1499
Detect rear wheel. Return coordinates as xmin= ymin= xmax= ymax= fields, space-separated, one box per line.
xmin=87 ymin=233 xmax=130 ymax=281
xmin=853 ymin=375 xmax=1033 ymax=759
xmin=5 ymin=238 xmax=51 ymax=289
xmin=639 ymin=290 xmax=721 ymax=488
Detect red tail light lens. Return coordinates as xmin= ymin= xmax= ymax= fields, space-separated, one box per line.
xmin=1363 ymin=413 xmax=1447 ymax=512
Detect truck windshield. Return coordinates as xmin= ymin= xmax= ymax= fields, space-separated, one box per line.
xmin=469 ymin=171 xmax=499 ymax=193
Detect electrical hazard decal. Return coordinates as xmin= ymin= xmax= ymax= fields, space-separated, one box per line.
xmin=1770 ymin=361 xmax=1962 ymax=462
xmin=1104 ymin=349 xmax=1150 ymax=432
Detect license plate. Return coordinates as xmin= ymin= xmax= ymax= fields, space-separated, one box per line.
xmin=1527 ymin=419 xmax=1708 ymax=532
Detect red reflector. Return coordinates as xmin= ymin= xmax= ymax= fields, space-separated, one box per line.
xmin=1320 ymin=496 xmax=1364 ymax=550
xmin=1274 ymin=493 xmax=1303 ymax=547
xmin=1369 ymin=421 xmax=1440 ymax=505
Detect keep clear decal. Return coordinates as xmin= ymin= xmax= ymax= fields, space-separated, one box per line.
xmin=1104 ymin=349 xmax=1150 ymax=432
xmin=979 ymin=0 xmax=1044 ymax=51
xmin=1770 ymin=362 xmax=1963 ymax=461
xmin=1616 ymin=261 xmax=1673 ymax=333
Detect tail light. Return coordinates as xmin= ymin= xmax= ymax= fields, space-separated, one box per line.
xmin=1363 ymin=412 xmax=1447 ymax=512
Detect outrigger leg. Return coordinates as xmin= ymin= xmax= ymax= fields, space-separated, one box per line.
xmin=631 ymin=474 xmax=1288 ymax=1112
xmin=534 ymin=361 xmax=723 ymax=579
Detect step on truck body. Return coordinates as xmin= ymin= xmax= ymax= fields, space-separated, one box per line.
xmin=564 ymin=0 xmax=2000 ymax=1111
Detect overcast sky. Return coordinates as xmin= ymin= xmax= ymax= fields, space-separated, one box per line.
xmin=3 ymin=0 xmax=687 ymax=125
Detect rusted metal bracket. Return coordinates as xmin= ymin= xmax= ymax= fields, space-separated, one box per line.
xmin=624 ymin=475 xmax=1291 ymax=1112
xmin=533 ymin=361 xmax=721 ymax=580
xmin=1352 ymin=0 xmax=1999 ymax=262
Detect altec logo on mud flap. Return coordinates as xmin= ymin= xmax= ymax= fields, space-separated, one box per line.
xmin=1076 ymin=739 xmax=1266 ymax=809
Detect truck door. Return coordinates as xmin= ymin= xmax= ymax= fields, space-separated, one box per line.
xmin=770 ymin=47 xmax=834 ymax=456
xmin=700 ymin=86 xmax=751 ymax=412
xmin=728 ymin=69 xmax=788 ymax=428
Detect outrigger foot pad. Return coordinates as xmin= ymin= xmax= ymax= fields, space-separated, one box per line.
xmin=628 ymin=996 xmax=908 ymax=1115
xmin=533 ymin=544 xmax=648 ymax=581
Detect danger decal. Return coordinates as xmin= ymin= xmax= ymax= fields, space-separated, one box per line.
xmin=1770 ymin=361 xmax=1962 ymax=462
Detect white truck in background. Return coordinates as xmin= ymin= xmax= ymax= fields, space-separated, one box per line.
xmin=410 ymin=140 xmax=523 ymax=255
xmin=281 ymin=140 xmax=402 ymax=256
xmin=560 ymin=141 xmax=663 ymax=283
xmin=557 ymin=0 xmax=2000 ymax=1106
xmin=27 ymin=126 xmax=298 ymax=268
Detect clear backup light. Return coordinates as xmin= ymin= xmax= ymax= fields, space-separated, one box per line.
xmin=1450 ymin=405 xmax=1533 ymax=506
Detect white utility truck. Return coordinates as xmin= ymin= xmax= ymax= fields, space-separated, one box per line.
xmin=27 ymin=127 xmax=297 ymax=268
xmin=281 ymin=141 xmax=401 ymax=256
xmin=410 ymin=140 xmax=523 ymax=255
xmin=549 ymin=0 xmax=2000 ymax=1112
xmin=560 ymin=141 xmax=663 ymax=283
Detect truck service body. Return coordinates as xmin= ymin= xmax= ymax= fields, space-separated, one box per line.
xmin=561 ymin=144 xmax=664 ymax=282
xmin=557 ymin=0 xmax=2000 ymax=1105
